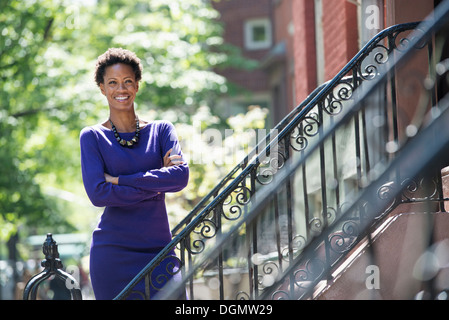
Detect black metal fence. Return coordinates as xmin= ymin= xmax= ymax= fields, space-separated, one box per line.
xmin=23 ymin=234 xmax=82 ymax=300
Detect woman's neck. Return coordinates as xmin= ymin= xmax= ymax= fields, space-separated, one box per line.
xmin=109 ymin=111 xmax=138 ymax=133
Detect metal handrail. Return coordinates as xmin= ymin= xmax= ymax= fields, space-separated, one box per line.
xmin=114 ymin=21 xmax=425 ymax=300
xmin=170 ymin=20 xmax=424 ymax=237
xmin=171 ymin=81 xmax=328 ymax=236
xmin=157 ymin=0 xmax=449 ymax=299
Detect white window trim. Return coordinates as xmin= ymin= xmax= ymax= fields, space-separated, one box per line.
xmin=244 ymin=18 xmax=272 ymax=50
xmin=314 ymin=0 xmax=325 ymax=85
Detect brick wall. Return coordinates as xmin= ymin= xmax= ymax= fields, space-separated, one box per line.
xmin=292 ymin=0 xmax=317 ymax=105
xmin=322 ymin=0 xmax=358 ymax=81
xmin=212 ymin=0 xmax=272 ymax=93
xmin=290 ymin=0 xmax=358 ymax=106
xmin=385 ymin=0 xmax=434 ymax=26
xmin=273 ymin=0 xmax=295 ymax=112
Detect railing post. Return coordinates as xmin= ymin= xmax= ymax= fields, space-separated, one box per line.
xmin=23 ymin=233 xmax=82 ymax=300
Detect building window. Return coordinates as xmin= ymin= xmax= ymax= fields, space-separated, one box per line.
xmin=244 ymin=18 xmax=272 ymax=50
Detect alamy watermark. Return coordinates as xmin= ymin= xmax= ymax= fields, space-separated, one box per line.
xmin=365 ymin=264 xmax=380 ymax=290
xmin=65 ymin=5 xmax=81 ymax=30
xmin=365 ymin=5 xmax=381 ymax=30
xmin=65 ymin=264 xmax=81 ymax=290
xmin=176 ymin=121 xmax=280 ymax=169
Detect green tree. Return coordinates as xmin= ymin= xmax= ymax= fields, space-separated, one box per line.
xmin=0 ymin=0 xmax=75 ymax=243
xmin=0 ymin=0 xmax=259 ymax=261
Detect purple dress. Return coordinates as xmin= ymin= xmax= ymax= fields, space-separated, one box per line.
xmin=79 ymin=120 xmax=189 ymax=300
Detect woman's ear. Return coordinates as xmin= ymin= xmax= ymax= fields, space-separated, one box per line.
xmin=99 ymin=83 xmax=106 ymax=96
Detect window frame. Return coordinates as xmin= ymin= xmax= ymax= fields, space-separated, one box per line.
xmin=244 ymin=18 xmax=272 ymax=50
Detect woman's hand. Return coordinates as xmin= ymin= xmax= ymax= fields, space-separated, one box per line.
xmin=163 ymin=148 xmax=184 ymax=167
xmin=104 ymin=173 xmax=118 ymax=185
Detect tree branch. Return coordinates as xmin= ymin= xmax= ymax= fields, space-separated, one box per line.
xmin=11 ymin=106 xmax=60 ymax=118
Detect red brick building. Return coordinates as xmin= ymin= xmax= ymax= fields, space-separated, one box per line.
xmin=212 ymin=0 xmax=272 ymax=93
xmin=213 ymin=0 xmax=439 ymax=126
xmin=211 ymin=0 xmax=273 ymax=121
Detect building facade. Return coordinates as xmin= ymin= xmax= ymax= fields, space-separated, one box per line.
xmin=213 ymin=0 xmax=439 ymax=127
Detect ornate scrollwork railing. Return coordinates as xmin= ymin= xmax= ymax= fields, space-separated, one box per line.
xmin=114 ymin=17 xmax=449 ymax=300
xmin=154 ymin=4 xmax=449 ymax=300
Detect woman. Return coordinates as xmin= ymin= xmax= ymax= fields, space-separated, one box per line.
xmin=80 ymin=48 xmax=189 ymax=300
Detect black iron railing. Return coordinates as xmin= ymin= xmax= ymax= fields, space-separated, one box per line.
xmin=156 ymin=2 xmax=449 ymax=300
xmin=115 ymin=0 xmax=449 ymax=300
xmin=23 ymin=234 xmax=82 ymax=300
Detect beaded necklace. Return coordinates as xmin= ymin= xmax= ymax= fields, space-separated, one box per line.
xmin=109 ymin=118 xmax=140 ymax=147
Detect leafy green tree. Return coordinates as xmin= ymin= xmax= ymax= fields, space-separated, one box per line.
xmin=0 ymin=0 xmax=75 ymax=244
xmin=0 ymin=0 xmax=259 ymax=265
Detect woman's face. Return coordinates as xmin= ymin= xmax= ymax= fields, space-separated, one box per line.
xmin=99 ymin=63 xmax=139 ymax=112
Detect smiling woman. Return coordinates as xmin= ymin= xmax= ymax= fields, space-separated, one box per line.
xmin=80 ymin=48 xmax=189 ymax=299
xmin=94 ymin=48 xmax=142 ymax=132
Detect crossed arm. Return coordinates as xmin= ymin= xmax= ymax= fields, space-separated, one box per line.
xmin=80 ymin=125 xmax=189 ymax=208
xmin=103 ymin=148 xmax=183 ymax=185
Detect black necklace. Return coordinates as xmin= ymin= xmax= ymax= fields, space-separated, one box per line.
xmin=109 ymin=118 xmax=140 ymax=147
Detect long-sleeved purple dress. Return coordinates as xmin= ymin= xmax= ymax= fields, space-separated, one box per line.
xmin=79 ymin=120 xmax=189 ymax=300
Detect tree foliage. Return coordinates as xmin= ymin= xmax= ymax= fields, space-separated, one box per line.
xmin=0 ymin=0 xmax=262 ymax=257
xmin=0 ymin=0 xmax=75 ymax=241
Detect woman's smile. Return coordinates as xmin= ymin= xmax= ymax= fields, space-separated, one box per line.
xmin=114 ymin=95 xmax=131 ymax=102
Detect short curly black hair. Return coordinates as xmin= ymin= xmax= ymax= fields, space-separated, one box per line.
xmin=94 ymin=48 xmax=143 ymax=87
